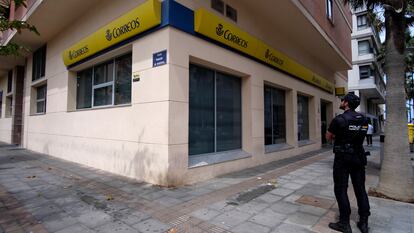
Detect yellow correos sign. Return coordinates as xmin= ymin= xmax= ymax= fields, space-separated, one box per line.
xmin=194 ymin=9 xmax=334 ymax=93
xmin=335 ymin=87 xmax=346 ymax=96
xmin=194 ymin=9 xmax=259 ymax=56
xmin=62 ymin=0 xmax=161 ymax=66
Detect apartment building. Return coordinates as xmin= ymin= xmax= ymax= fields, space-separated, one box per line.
xmin=0 ymin=0 xmax=352 ymax=185
xmin=348 ymin=5 xmax=386 ymax=134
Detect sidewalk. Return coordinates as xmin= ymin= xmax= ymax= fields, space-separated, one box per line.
xmin=0 ymin=138 xmax=413 ymax=233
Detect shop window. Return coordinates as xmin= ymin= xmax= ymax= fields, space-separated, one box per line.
xmin=7 ymin=70 xmax=12 ymax=94
xmin=359 ymin=65 xmax=372 ymax=79
xmin=189 ymin=64 xmax=241 ymax=156
xmin=114 ymin=55 xmax=132 ymax=105
xmin=93 ymin=61 xmax=114 ymax=107
xmin=358 ymin=40 xmax=371 ymax=55
xmin=226 ymin=4 xmax=237 ymax=22
xmin=35 ymin=85 xmax=47 ymax=114
xmin=211 ymin=0 xmax=224 ymax=14
xmin=357 ymin=14 xmax=367 ymax=29
xmin=264 ymin=85 xmax=286 ymax=145
xmin=32 ymin=45 xmax=46 ymax=81
xmin=297 ymin=95 xmax=309 ymax=141
xmin=76 ymin=53 xmax=131 ymax=109
xmin=326 ymin=0 xmax=333 ymax=22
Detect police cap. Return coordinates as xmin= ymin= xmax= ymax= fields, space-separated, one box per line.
xmin=341 ymin=93 xmax=360 ymax=110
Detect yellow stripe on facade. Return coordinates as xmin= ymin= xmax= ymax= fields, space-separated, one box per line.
xmin=194 ymin=8 xmax=334 ymax=93
xmin=62 ymin=0 xmax=161 ymax=66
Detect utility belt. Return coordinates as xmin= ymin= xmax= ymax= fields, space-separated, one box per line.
xmin=333 ymin=143 xmax=363 ymax=154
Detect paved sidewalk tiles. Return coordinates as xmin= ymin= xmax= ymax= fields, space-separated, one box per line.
xmin=0 ymin=138 xmax=413 ymax=233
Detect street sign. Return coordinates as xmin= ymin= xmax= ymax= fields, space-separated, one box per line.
xmin=153 ymin=50 xmax=167 ymax=67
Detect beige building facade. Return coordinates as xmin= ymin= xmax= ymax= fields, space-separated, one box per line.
xmin=0 ymin=0 xmax=352 ymax=186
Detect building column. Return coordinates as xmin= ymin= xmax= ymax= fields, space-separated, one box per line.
xmin=11 ymin=66 xmax=24 ymax=145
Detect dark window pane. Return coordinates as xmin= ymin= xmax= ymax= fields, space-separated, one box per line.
xmin=297 ymin=95 xmax=309 ymax=141
xmin=32 ymin=45 xmax=46 ymax=81
xmin=358 ymin=40 xmax=370 ymax=55
xmin=226 ymin=5 xmax=237 ymax=22
xmin=77 ymin=68 xmax=92 ymax=109
xmin=36 ymin=85 xmax=47 ymax=114
xmin=189 ymin=64 xmax=215 ymax=155
xmin=41 ymin=46 xmax=46 ymax=78
xmin=37 ymin=85 xmax=46 ymax=100
xmin=94 ymin=61 xmax=114 ymax=85
xmin=267 ymin=87 xmax=286 ymax=144
xmin=359 ymin=65 xmax=371 ymax=79
xmin=94 ymin=85 xmax=113 ymax=107
xmin=115 ymin=54 xmax=132 ymax=105
xmin=211 ymin=0 xmax=224 ymax=14
xmin=216 ymin=72 xmax=241 ymax=152
xmin=7 ymin=70 xmax=12 ymax=93
xmin=36 ymin=100 xmax=45 ymax=113
xmin=264 ymin=86 xmax=272 ymax=145
xmin=357 ymin=15 xmax=367 ymax=28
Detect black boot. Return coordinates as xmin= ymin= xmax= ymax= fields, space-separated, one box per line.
xmin=328 ymin=221 xmax=352 ymax=233
xmin=357 ymin=218 xmax=368 ymax=233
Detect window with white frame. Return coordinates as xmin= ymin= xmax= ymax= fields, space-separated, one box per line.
xmin=76 ymin=53 xmax=131 ymax=109
xmin=357 ymin=14 xmax=368 ymax=29
xmin=326 ymin=0 xmax=333 ymax=22
xmin=358 ymin=40 xmax=371 ymax=55
xmin=36 ymin=85 xmax=47 ymax=114
xmin=359 ymin=65 xmax=372 ymax=79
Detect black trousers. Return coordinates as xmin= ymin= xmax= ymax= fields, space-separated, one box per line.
xmin=333 ymin=153 xmax=370 ymax=222
xmin=366 ymin=135 xmax=373 ymax=145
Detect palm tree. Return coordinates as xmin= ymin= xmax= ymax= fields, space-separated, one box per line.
xmin=344 ymin=0 xmax=414 ymax=202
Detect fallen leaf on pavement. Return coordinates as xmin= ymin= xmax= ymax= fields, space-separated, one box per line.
xmin=26 ymin=175 xmax=36 ymax=179
xmin=106 ymin=195 xmax=114 ymax=201
xmin=268 ymin=179 xmax=277 ymax=187
xmin=167 ymin=228 xmax=178 ymax=233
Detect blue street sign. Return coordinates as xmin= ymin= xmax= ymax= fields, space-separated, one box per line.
xmin=153 ymin=50 xmax=167 ymax=67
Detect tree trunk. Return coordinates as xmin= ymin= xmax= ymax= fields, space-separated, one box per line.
xmin=375 ymin=8 xmax=414 ymax=202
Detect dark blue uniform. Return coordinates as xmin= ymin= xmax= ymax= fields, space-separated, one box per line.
xmin=328 ymin=109 xmax=370 ymax=223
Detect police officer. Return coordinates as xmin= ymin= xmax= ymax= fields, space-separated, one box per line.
xmin=326 ymin=93 xmax=370 ymax=233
